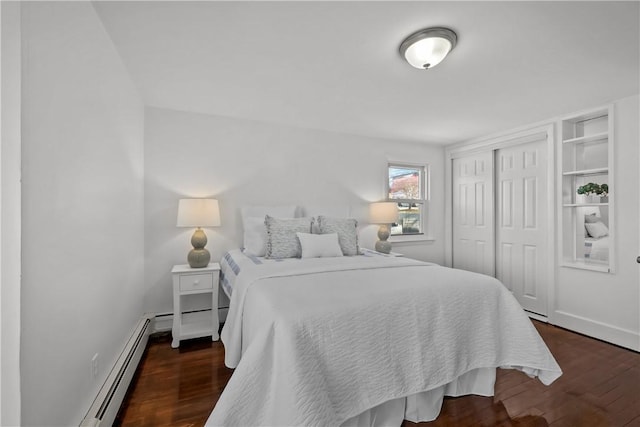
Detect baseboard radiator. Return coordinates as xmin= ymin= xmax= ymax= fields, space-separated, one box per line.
xmin=80 ymin=314 xmax=154 ymax=427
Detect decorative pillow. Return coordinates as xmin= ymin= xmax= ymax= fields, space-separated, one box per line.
xmin=265 ymin=216 xmax=314 ymax=259
xmin=317 ymin=216 xmax=359 ymax=256
xmin=584 ymin=213 xmax=600 ymax=223
xmin=241 ymin=206 xmax=297 ymax=256
xmin=585 ymin=221 xmax=609 ymax=239
xmin=296 ymin=233 xmax=344 ymax=258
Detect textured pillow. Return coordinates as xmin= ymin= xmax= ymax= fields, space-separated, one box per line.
xmin=317 ymin=216 xmax=359 ymax=256
xmin=241 ymin=206 xmax=297 ymax=256
xmin=585 ymin=221 xmax=609 ymax=239
xmin=296 ymin=233 xmax=344 ymax=258
xmin=265 ymin=216 xmax=314 ymax=259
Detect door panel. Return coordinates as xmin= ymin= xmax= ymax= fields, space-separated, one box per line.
xmin=496 ymin=140 xmax=548 ymax=315
xmin=452 ymin=152 xmax=495 ymax=276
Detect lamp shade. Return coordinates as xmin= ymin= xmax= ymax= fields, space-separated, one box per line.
xmin=177 ymin=199 xmax=221 ymax=227
xmin=370 ymin=202 xmax=399 ymax=224
xmin=400 ymin=27 xmax=457 ymax=70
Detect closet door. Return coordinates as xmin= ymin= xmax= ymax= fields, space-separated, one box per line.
xmin=496 ymin=139 xmax=548 ymax=315
xmin=452 ymin=152 xmax=495 ymax=276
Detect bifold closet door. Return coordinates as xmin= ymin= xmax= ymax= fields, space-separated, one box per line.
xmin=495 ymin=139 xmax=548 ymax=316
xmin=452 ymin=152 xmax=495 ymax=276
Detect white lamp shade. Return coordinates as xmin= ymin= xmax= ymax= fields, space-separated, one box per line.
xmin=400 ymin=27 xmax=457 ymax=70
xmin=177 ymin=199 xmax=221 ymax=227
xmin=370 ymin=202 xmax=399 ymax=224
xmin=404 ymin=37 xmax=452 ymax=69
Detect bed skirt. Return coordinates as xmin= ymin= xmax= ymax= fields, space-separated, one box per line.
xmin=341 ymin=367 xmax=496 ymax=427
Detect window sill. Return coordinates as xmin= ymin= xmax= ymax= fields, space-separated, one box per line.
xmin=389 ymin=234 xmax=436 ymax=244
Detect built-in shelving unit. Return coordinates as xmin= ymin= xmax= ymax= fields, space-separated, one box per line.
xmin=559 ymin=106 xmax=613 ymax=273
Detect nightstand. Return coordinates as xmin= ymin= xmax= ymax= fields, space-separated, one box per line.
xmin=361 ymin=248 xmax=404 ymax=257
xmin=171 ymin=263 xmax=220 ymax=348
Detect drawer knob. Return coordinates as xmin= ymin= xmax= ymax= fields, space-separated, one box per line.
xmin=194 ymin=280 xmax=200 ymax=285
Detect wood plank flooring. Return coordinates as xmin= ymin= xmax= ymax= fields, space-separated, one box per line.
xmin=115 ymin=321 xmax=640 ymax=427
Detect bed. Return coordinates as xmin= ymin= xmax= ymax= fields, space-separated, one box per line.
xmin=207 ymin=245 xmax=562 ymax=426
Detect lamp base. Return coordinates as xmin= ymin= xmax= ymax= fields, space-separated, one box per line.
xmin=187 ymin=227 xmax=210 ymax=268
xmin=375 ymin=240 xmax=392 ymax=254
xmin=188 ymin=248 xmax=210 ymax=268
xmin=375 ymin=224 xmax=392 ymax=254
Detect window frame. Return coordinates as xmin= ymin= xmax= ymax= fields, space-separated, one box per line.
xmin=386 ymin=162 xmax=430 ymax=239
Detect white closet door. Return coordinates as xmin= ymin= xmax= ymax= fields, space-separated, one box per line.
xmin=452 ymin=152 xmax=495 ymax=276
xmin=496 ymin=139 xmax=548 ymax=315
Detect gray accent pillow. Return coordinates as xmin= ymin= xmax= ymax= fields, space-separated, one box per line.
xmin=241 ymin=206 xmax=298 ymax=256
xmin=317 ymin=216 xmax=359 ymax=256
xmin=265 ymin=216 xmax=314 ymax=259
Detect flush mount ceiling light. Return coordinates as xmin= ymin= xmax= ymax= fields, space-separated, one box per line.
xmin=399 ymin=27 xmax=458 ymax=70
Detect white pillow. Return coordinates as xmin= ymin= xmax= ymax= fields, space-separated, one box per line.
xmin=296 ymin=232 xmax=344 ymax=258
xmin=243 ymin=217 xmax=269 ymax=256
xmin=585 ymin=221 xmax=609 ymax=239
xmin=584 ymin=213 xmax=600 ymax=223
xmin=241 ymin=206 xmax=297 ymax=256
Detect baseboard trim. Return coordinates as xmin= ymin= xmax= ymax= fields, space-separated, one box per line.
xmin=80 ymin=314 xmax=154 ymax=426
xmin=153 ymin=308 xmax=229 ymax=334
xmin=153 ymin=312 xmax=173 ymax=333
xmin=553 ymin=310 xmax=640 ymax=352
xmin=525 ymin=311 xmax=548 ymax=323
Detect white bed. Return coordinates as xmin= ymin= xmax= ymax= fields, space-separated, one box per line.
xmin=207 ymin=249 xmax=562 ymax=427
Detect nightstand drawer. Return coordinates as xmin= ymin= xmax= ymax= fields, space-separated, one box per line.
xmin=179 ymin=273 xmax=213 ymax=292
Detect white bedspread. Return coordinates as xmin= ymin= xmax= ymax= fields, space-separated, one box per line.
xmin=207 ymin=252 xmax=561 ymax=426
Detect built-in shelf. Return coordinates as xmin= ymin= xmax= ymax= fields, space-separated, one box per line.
xmin=563 ymin=203 xmax=609 ymax=207
xmin=559 ymin=106 xmax=613 ymax=273
xmin=562 ymin=131 xmax=608 ymax=145
xmin=560 ymin=260 xmax=610 ymax=273
xmin=562 ymin=167 xmax=608 ymax=176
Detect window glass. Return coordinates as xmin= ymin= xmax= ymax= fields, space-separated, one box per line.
xmin=388 ymin=166 xmax=422 ymax=199
xmin=387 ymin=164 xmax=426 ymax=236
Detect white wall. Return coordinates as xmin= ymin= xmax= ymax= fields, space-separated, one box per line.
xmin=144 ymin=107 xmax=445 ymax=315
xmin=554 ymin=95 xmax=639 ymax=350
xmin=1 ymin=2 xmax=23 ymax=425
xmin=20 ymin=3 xmax=145 ymax=425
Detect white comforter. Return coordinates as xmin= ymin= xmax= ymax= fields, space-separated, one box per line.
xmin=207 ymin=252 xmax=561 ymax=426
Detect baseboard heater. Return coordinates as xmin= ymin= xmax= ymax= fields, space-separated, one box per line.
xmin=80 ymin=314 xmax=154 ymax=427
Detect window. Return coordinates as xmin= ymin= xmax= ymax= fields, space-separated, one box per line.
xmin=387 ymin=163 xmax=427 ymax=236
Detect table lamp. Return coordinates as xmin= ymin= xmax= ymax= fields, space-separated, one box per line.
xmin=370 ymin=202 xmax=399 ymax=254
xmin=177 ymin=198 xmax=221 ymax=268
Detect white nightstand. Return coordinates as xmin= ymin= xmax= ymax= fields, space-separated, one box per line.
xmin=171 ymin=263 xmax=220 ymax=348
xmin=361 ymin=248 xmax=404 ymax=257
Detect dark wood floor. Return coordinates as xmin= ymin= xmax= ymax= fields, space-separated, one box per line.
xmin=115 ymin=321 xmax=640 ymax=427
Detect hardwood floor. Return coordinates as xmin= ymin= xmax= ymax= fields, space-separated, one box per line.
xmin=115 ymin=321 xmax=640 ymax=427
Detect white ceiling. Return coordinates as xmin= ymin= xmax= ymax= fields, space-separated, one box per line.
xmin=93 ymin=1 xmax=639 ymax=145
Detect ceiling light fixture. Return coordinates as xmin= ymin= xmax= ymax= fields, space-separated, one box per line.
xmin=399 ymin=27 xmax=458 ymax=70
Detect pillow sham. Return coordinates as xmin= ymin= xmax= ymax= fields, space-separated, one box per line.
xmin=296 ymin=232 xmax=344 ymax=258
xmin=242 ymin=217 xmax=269 ymax=256
xmin=317 ymin=216 xmax=359 ymax=256
xmin=241 ymin=206 xmax=297 ymax=256
xmin=585 ymin=221 xmax=609 ymax=239
xmin=265 ymin=216 xmax=314 ymax=259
